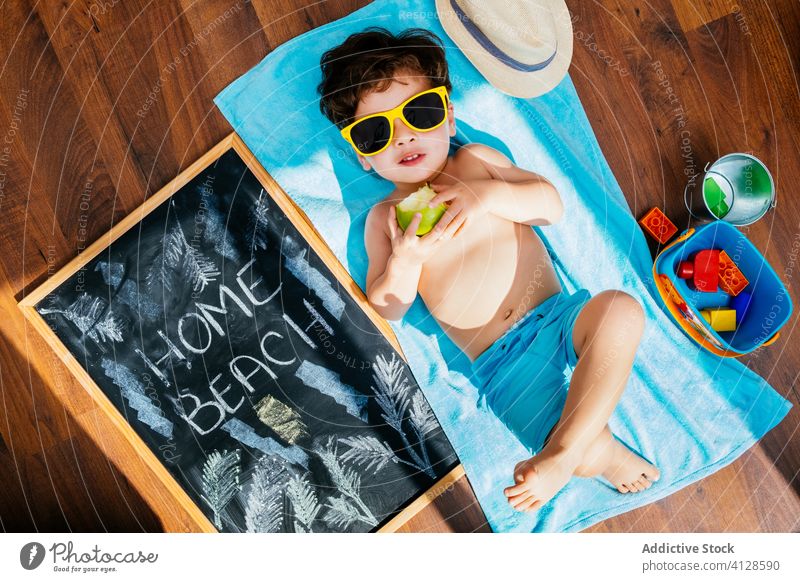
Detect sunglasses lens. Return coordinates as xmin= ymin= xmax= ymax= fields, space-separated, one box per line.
xmin=403 ymin=92 xmax=446 ymax=130
xmin=350 ymin=116 xmax=391 ymax=155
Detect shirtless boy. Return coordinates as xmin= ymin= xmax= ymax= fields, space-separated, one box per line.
xmin=318 ymin=27 xmax=659 ymax=512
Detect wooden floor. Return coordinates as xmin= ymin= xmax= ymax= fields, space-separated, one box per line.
xmin=0 ymin=0 xmax=798 ymax=532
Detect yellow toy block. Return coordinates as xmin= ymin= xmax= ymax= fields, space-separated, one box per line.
xmin=699 ymin=308 xmax=737 ymax=332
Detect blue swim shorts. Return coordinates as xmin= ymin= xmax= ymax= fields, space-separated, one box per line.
xmin=471 ymin=289 xmax=592 ymax=455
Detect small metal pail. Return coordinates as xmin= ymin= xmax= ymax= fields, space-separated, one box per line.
xmin=684 ymin=153 xmax=776 ymax=226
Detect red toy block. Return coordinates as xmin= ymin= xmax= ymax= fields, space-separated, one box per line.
xmin=677 ymin=249 xmax=720 ymax=292
xmin=718 ymin=250 xmax=749 ymax=296
xmin=639 ymin=207 xmax=678 ymax=244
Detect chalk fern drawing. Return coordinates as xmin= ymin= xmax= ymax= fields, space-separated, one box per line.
xmin=339 ymin=435 xmax=403 ymax=473
xmin=371 ymin=353 xmax=437 ymax=478
xmin=286 ymin=473 xmax=321 ymax=533
xmin=245 ymin=189 xmax=271 ymax=252
xmin=200 ymin=449 xmax=241 ymax=530
xmin=244 ymin=454 xmax=290 ymax=533
xmin=39 ymin=293 xmax=124 ymax=348
xmin=316 ymin=437 xmax=378 ymax=529
xmin=409 ymin=389 xmax=438 ymax=471
xmin=146 ymin=219 xmax=220 ymax=294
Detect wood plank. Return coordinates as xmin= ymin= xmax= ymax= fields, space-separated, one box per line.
xmin=670 ymin=0 xmax=736 ymax=32
xmin=33 ymin=0 xmax=150 ymax=227
xmin=393 ymin=471 xmax=492 ymax=533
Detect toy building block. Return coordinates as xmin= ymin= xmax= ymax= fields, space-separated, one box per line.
xmin=699 ymin=308 xmax=737 ymax=332
xmin=677 ymin=249 xmax=720 ymax=292
xmin=730 ymin=290 xmax=753 ymax=322
xmin=639 ymin=207 xmax=678 ymax=244
xmin=718 ymin=250 xmax=749 ymax=296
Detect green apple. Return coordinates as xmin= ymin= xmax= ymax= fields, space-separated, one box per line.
xmin=395 ymin=184 xmax=447 ymax=236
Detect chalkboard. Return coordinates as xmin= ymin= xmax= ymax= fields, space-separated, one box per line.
xmin=23 ymin=135 xmax=458 ymax=532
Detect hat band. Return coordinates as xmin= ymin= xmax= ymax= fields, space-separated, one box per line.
xmin=450 ymin=0 xmax=558 ymax=72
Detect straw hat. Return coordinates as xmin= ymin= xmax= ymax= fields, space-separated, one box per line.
xmin=435 ymin=0 xmax=573 ymax=98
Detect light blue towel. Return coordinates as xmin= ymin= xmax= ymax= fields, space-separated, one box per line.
xmin=214 ymin=0 xmax=791 ymax=532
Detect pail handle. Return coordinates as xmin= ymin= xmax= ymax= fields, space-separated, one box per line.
xmin=683 ymin=162 xmax=714 ymax=220
xmin=761 ymin=332 xmax=781 ymax=348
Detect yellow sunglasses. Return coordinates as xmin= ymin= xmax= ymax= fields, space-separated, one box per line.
xmin=340 ymin=86 xmax=449 ymax=157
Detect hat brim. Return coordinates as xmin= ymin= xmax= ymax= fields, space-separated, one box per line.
xmin=435 ymin=0 xmax=573 ymax=98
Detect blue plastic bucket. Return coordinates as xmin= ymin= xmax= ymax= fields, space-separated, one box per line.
xmin=654 ymin=221 xmax=792 ymax=355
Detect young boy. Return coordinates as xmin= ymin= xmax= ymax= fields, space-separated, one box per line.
xmin=318 ymin=28 xmax=659 ymax=513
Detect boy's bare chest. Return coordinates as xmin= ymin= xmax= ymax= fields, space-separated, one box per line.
xmin=418 ymin=216 xmax=558 ymax=322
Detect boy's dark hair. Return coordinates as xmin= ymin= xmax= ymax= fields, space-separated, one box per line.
xmin=318 ymin=27 xmax=452 ymax=129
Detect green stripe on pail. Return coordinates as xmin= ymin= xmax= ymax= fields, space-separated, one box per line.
xmin=703 ymin=173 xmax=731 ymax=218
xmin=685 ymin=153 xmax=776 ymax=226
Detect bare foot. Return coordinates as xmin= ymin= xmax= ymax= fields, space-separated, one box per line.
xmin=502 ymin=428 xmax=661 ymax=512
xmin=600 ymin=432 xmax=660 ymax=493
xmin=503 ymin=446 xmax=582 ymax=513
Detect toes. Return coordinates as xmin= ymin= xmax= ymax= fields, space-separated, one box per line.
xmin=524 ymin=499 xmax=543 ymax=513
xmin=628 ymin=481 xmax=642 ymax=493
xmin=504 ymin=483 xmax=528 ymax=497
xmin=508 ymin=492 xmax=532 ymax=507
xmin=517 ymin=496 xmax=539 ymax=512
xmin=617 ymin=483 xmax=630 ymax=493
xmin=510 ymin=493 xmax=533 ymax=510
xmin=646 ymin=468 xmax=661 ymax=482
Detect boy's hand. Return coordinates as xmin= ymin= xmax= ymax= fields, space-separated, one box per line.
xmin=387 ymin=206 xmax=460 ymax=265
xmin=428 ymin=179 xmax=493 ymax=235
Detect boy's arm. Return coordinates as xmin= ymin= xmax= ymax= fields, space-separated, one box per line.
xmin=454 ymin=144 xmax=564 ymax=226
xmin=364 ymin=207 xmax=422 ymax=321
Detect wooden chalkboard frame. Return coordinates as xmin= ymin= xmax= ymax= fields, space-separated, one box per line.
xmin=19 ymin=132 xmax=465 ymax=533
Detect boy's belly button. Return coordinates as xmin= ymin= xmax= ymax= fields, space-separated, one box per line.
xmin=503 ymin=308 xmax=513 ymax=320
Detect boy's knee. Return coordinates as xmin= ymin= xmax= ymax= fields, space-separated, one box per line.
xmin=594 ymin=290 xmax=645 ymax=338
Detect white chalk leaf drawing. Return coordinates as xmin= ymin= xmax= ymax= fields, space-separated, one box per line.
xmin=410 ymin=390 xmax=438 ymax=436
xmin=39 ymin=293 xmax=124 ymax=347
xmin=324 ymin=494 xmax=368 ymax=530
xmin=246 ymin=189 xmax=271 ymax=252
xmin=200 ymin=449 xmax=241 ymax=530
xmin=146 ymin=221 xmax=220 ymax=294
xmin=371 ymin=353 xmax=436 ymax=478
xmin=244 ymin=454 xmax=290 ymax=533
xmin=339 ymin=435 xmax=402 ymax=473
xmin=316 ymin=437 xmax=377 ymax=529
xmin=408 ymin=390 xmax=437 ymax=471
xmin=286 ymin=473 xmax=321 ymax=533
